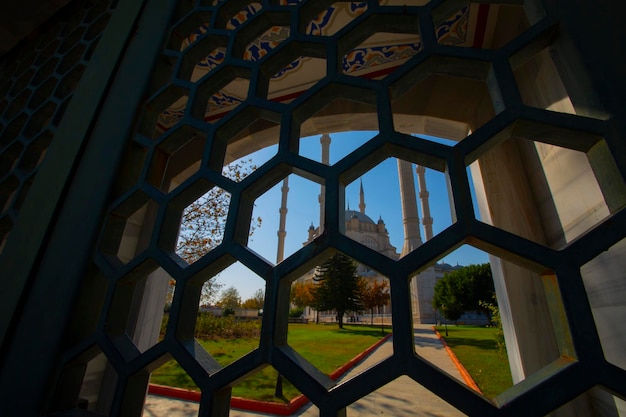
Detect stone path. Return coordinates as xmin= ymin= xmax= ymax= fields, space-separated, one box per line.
xmin=143 ymin=325 xmax=468 ymax=417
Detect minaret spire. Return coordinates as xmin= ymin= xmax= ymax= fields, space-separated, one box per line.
xmin=416 ymin=165 xmax=433 ymax=241
xmin=276 ymin=177 xmax=289 ymax=263
xmin=359 ymin=179 xmax=366 ymax=214
xmin=318 ymin=133 xmax=331 ymax=234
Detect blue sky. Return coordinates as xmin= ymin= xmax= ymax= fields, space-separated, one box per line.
xmin=216 ymin=131 xmax=489 ymax=301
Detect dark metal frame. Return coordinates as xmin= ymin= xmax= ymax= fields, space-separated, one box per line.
xmin=1 ymin=0 xmax=625 ymax=416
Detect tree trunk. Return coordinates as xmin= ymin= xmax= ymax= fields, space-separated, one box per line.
xmin=370 ymin=309 xmax=373 ymax=326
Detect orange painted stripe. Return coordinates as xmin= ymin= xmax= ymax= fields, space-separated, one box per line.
xmin=329 ymin=332 xmax=392 ymax=380
xmin=432 ymin=326 xmax=482 ymax=394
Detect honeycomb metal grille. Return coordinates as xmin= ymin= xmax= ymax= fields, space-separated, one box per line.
xmin=17 ymin=0 xmax=625 ymax=416
xmin=0 ymin=0 xmax=115 ymax=253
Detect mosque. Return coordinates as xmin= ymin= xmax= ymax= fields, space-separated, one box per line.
xmin=2 ymin=1 xmax=623 ymax=415
xmin=286 ymin=133 xmax=473 ymax=324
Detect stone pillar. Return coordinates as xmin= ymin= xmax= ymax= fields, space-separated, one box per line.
xmin=416 ymin=165 xmax=433 ymax=241
xmin=470 ymin=141 xmax=595 ymax=416
xmin=470 ymin=144 xmax=560 ymax=381
xmin=397 ymin=159 xmax=422 ymax=256
xmin=318 ymin=133 xmax=331 ymax=234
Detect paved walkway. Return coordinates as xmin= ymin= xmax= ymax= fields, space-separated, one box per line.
xmin=143 ymin=325 xmax=467 ymax=417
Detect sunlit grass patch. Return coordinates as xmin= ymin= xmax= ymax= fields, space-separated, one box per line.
xmin=150 ymin=323 xmax=386 ymax=402
xmin=436 ymin=325 xmax=513 ymax=398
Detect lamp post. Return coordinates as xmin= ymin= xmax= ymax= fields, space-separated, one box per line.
xmin=441 ymin=304 xmax=448 ymax=337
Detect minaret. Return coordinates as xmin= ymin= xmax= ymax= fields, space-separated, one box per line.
xmin=276 ymin=177 xmax=289 ymax=263
xmin=397 ymin=159 xmax=422 ymax=256
xmin=359 ymin=179 xmax=366 ymax=214
xmin=318 ymin=133 xmax=331 ymax=234
xmin=416 ymin=165 xmax=433 ymax=241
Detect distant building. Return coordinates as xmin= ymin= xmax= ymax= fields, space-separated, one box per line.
xmin=282 ymin=134 xmax=488 ymax=325
xmin=299 ymin=183 xmax=398 ymax=323
xmin=295 ymin=171 xmax=483 ymax=324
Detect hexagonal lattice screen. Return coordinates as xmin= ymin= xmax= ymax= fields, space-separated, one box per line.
xmin=5 ymin=0 xmax=622 ymax=416
xmin=0 ymin=0 xmax=115 ymax=253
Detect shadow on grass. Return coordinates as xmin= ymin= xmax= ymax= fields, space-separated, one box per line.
xmin=443 ymin=337 xmax=497 ymax=351
xmin=331 ymin=326 xmax=391 ymax=337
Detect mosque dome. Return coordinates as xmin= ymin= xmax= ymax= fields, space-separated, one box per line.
xmin=345 ymin=209 xmax=376 ymax=224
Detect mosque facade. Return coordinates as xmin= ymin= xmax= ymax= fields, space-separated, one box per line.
xmin=289 ymin=136 xmax=482 ymax=324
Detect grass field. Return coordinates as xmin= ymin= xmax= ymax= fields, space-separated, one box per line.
xmin=150 ymin=324 xmax=387 ymax=402
xmin=435 ymin=325 xmax=513 ymax=398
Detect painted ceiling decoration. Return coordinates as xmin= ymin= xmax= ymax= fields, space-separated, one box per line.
xmin=438 ymin=6 xmax=470 ymax=46
xmin=157 ymin=3 xmax=475 ymax=132
xmin=243 ymin=26 xmax=291 ymax=61
xmin=306 ymin=2 xmax=368 ymax=36
xmin=226 ymin=2 xmax=262 ymax=30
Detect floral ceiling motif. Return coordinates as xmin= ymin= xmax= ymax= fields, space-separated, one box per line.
xmin=158 ymin=4 xmax=470 ymax=130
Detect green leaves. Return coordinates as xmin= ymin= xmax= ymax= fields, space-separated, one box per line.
xmin=432 ymin=263 xmax=495 ymax=321
xmin=312 ymin=254 xmax=364 ymax=327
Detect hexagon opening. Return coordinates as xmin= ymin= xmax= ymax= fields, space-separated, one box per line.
xmin=411 ymin=244 xmax=576 ymax=402
xmin=468 ymin=130 xmax=613 ymax=248
xmin=175 ymin=185 xmax=232 ymax=264
xmin=343 ymin=32 xmax=421 ymax=79
xmin=248 ymin=173 xmax=321 ymax=264
xmin=268 ymin=56 xmax=327 ymax=103
xmin=305 ymin=3 xmax=368 ymax=36
xmin=287 ymin=252 xmax=393 ymax=388
xmin=342 ymin=155 xmax=453 ymax=259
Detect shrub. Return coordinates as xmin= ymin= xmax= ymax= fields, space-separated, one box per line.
xmin=480 ymin=297 xmax=506 ymax=357
xmin=160 ymin=313 xmax=169 ymax=336
xmin=195 ymin=313 xmax=261 ymax=339
xmin=161 ymin=313 xmax=261 ymax=339
xmin=289 ymin=307 xmax=304 ymax=318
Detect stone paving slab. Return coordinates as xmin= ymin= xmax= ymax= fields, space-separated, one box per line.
xmin=143 ymin=325 xmax=469 ymax=417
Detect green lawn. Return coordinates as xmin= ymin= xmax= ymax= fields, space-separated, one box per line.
xmin=435 ymin=325 xmax=513 ymax=398
xmin=150 ymin=324 xmax=387 ymax=402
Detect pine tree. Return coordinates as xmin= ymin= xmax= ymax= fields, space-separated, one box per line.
xmin=313 ymin=253 xmax=364 ymax=328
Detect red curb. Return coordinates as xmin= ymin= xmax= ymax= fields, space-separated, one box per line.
xmin=148 ymin=332 xmax=393 ymax=415
xmin=329 ymin=332 xmax=392 ymax=380
xmin=148 ymin=384 xmax=200 ymax=402
xmin=431 ymin=326 xmax=482 ymax=394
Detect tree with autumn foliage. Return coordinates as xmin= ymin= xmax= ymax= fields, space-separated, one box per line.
xmin=360 ymin=278 xmax=390 ymax=326
xmin=176 ymin=159 xmax=262 ymax=264
xmin=290 ymin=281 xmax=316 ymax=309
xmin=175 ymin=160 xmax=261 ymax=305
xmin=241 ymin=288 xmax=265 ymax=309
